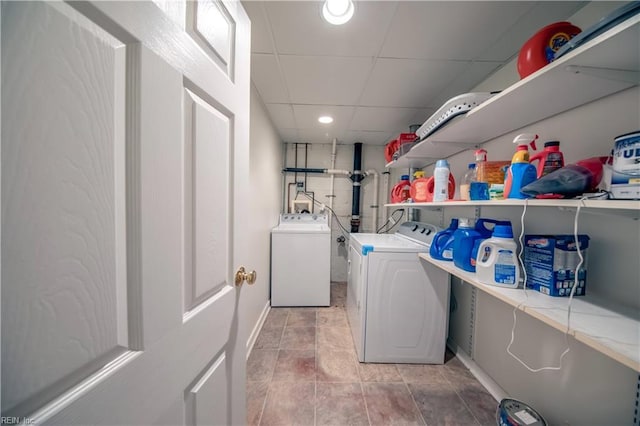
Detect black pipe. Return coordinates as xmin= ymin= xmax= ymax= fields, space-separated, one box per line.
xmin=304 ymin=143 xmax=309 ymax=192
xmin=282 ymin=167 xmax=326 ymax=174
xmin=350 ymin=142 xmax=363 ymax=233
xmin=294 ymin=143 xmax=298 ymax=185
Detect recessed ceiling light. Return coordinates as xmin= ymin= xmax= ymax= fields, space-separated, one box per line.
xmin=318 ymin=116 xmax=334 ymax=124
xmin=322 ymin=0 xmax=354 ymax=25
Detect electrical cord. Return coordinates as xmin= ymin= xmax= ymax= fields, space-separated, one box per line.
xmin=299 ymin=192 xmax=352 ymax=237
xmin=507 ymin=196 xmax=589 ymax=372
xmin=376 ymin=209 xmax=405 ymax=233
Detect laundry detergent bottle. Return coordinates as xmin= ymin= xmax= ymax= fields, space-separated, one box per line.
xmin=504 ymin=133 xmax=538 ymax=199
xmin=433 ymin=160 xmax=451 ymax=201
xmin=452 ymin=218 xmax=483 ymax=272
xmin=529 ymin=140 xmax=564 ymax=178
xmin=429 ymin=218 xmax=459 ymax=261
xmin=391 ymin=175 xmax=412 ymax=203
xmin=410 ymin=171 xmax=431 ymax=202
xmin=476 ymin=225 xmax=520 ymax=288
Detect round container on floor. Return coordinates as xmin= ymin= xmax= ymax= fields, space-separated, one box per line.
xmin=496 ymin=398 xmax=547 ymax=426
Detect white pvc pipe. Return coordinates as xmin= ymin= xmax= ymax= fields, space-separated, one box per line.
xmin=329 ymin=138 xmax=337 ymax=227
xmin=382 ymin=171 xmax=390 ymax=225
xmin=365 ymin=169 xmax=379 ymax=232
xmin=326 ymin=169 xmax=351 ymax=176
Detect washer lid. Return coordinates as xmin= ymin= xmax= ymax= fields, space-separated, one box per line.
xmin=349 ymin=233 xmax=427 ymax=254
xmin=272 ymin=213 xmax=330 ymax=233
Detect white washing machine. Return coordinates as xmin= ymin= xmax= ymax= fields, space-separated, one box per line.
xmin=346 ymin=221 xmax=450 ymax=364
xmin=271 ymin=213 xmax=331 ymax=307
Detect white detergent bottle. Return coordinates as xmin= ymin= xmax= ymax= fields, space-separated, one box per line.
xmin=433 ymin=159 xmax=451 ymax=202
xmin=476 ymin=225 xmax=520 ymax=288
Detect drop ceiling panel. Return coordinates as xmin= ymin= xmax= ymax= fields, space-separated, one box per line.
xmin=280 ymin=55 xmax=373 ymax=105
xmin=251 ymin=54 xmax=289 ymax=103
xmin=350 ymin=107 xmax=423 ymax=132
xmin=409 ymin=108 xmax=437 ymax=128
xmin=361 ymin=58 xmax=469 ymax=108
xmin=292 ymin=104 xmax=355 ymax=133
xmin=241 ymin=1 xmax=588 ymax=144
xmin=476 ymin=2 xmax=588 ymax=61
xmin=381 ymin=2 xmax=534 ymax=60
xmin=345 ymin=130 xmax=394 ymax=146
xmin=242 ymin=1 xmax=273 ymax=54
xmin=264 ymin=1 xmax=397 ymax=57
xmin=428 ymin=61 xmax=504 ymax=108
xmin=298 ymin=128 xmax=348 ymax=144
xmin=266 ymin=103 xmax=297 ymax=129
xmin=279 ymin=128 xmax=299 ymax=143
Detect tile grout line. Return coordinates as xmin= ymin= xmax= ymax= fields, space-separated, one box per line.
xmin=314 ymin=308 xmax=318 ymax=426
xmin=442 ymin=361 xmax=484 ymax=426
xmin=401 ymin=371 xmax=428 ymax=426
xmin=255 ymin=381 xmax=269 ymax=426
xmin=449 ymin=377 xmax=484 ymax=426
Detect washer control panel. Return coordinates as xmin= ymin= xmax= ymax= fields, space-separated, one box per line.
xmin=279 ymin=213 xmax=329 ymax=225
xmin=396 ymin=221 xmax=441 ymax=246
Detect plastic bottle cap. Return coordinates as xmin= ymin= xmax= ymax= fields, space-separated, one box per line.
xmin=458 ymin=217 xmax=473 ymax=228
xmin=401 ymin=175 xmax=410 ymax=180
xmin=493 ymin=225 xmax=514 ymax=238
xmin=414 ymin=171 xmax=425 ymax=178
xmin=474 ymin=149 xmax=487 ymax=162
xmin=435 ymin=159 xmax=449 ymax=168
xmin=544 ymin=141 xmax=560 ymax=147
xmin=468 ymin=163 xmax=476 ymax=169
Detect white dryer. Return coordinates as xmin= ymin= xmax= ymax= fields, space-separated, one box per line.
xmin=271 ymin=213 xmax=330 ymax=307
xmin=346 ymin=221 xmax=450 ymax=364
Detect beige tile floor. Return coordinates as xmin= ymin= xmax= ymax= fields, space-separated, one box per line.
xmin=247 ymin=282 xmax=498 ymax=426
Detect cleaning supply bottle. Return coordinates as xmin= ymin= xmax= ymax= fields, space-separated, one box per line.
xmin=476 ymin=224 xmax=520 ymax=288
xmin=433 ymin=160 xmax=451 ymax=202
xmin=459 ymin=163 xmax=477 ymax=201
xmin=452 ymin=218 xmax=484 ymax=272
xmin=391 ymin=175 xmax=412 ymax=203
xmin=504 ymin=133 xmax=539 ymax=199
xmin=410 ymin=171 xmax=431 ymax=202
xmin=529 ymin=140 xmax=564 ymax=178
xmin=429 ymin=218 xmax=458 ymax=261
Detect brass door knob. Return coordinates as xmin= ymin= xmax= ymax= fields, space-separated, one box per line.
xmin=235 ymin=267 xmax=257 ymax=286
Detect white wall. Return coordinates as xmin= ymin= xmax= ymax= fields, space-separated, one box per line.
xmin=439 ymin=3 xmax=640 ymax=425
xmin=282 ymin=143 xmax=387 ymax=281
xmin=242 ymin=83 xmax=283 ymax=351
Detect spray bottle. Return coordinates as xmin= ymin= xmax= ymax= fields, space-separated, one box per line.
xmin=504 ymin=134 xmax=538 ymax=199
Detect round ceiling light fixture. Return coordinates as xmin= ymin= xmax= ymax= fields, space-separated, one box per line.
xmin=322 ymin=0 xmax=354 ymax=25
xmin=318 ymin=115 xmax=334 ymax=124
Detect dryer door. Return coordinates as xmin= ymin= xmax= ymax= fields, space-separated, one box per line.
xmin=364 ymin=252 xmax=449 ymax=364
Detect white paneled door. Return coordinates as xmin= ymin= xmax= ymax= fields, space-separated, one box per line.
xmin=1 ymin=1 xmax=252 ymax=424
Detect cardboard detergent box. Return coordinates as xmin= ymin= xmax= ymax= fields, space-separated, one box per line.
xmin=524 ymin=234 xmax=590 ymax=297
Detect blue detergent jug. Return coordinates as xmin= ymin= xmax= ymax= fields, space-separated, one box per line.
xmin=429 ymin=218 xmax=459 ymax=261
xmin=452 ymin=218 xmax=484 ymax=272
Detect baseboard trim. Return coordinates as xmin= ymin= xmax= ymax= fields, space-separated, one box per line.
xmin=447 ymin=340 xmax=508 ymax=402
xmin=246 ymin=300 xmax=271 ymax=360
